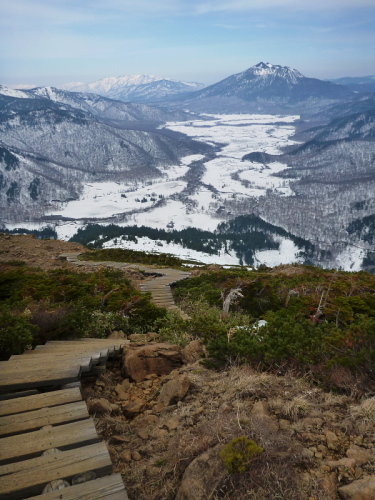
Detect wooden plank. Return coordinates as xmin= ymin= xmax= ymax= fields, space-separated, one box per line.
xmin=31 ymin=347 xmax=109 ymax=362
xmin=27 ymin=474 xmax=128 ymax=500
xmin=21 ymin=351 xmax=102 ymax=364
xmin=0 ymin=401 xmax=89 ymax=437
xmin=0 ymin=442 xmax=113 ymax=500
xmin=0 ymin=387 xmax=82 ymax=417
xmin=0 ymin=366 xmax=81 ymax=394
xmin=0 ymin=358 xmax=93 ymax=374
xmin=0 ymin=419 xmax=99 ymax=465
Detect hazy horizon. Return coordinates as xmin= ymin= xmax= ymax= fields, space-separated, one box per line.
xmin=1 ymin=0 xmax=375 ymax=88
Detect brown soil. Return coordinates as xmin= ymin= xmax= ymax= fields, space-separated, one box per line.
xmin=0 ymin=234 xmax=86 ymax=270
xmin=0 ymin=234 xmax=148 ymax=286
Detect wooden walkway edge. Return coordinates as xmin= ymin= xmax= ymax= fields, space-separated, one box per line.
xmin=0 ymin=340 xmax=129 ymax=500
xmin=59 ymin=252 xmax=191 ymax=319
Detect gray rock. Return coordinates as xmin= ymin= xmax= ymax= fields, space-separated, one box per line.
xmin=175 ymin=444 xmax=226 ymax=500
xmin=155 ymin=374 xmax=190 ymax=411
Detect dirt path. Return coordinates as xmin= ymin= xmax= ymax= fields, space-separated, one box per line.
xmin=59 ymin=252 xmax=191 ymax=319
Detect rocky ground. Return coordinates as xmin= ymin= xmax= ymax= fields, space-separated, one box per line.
xmin=82 ymin=335 xmax=375 ymax=500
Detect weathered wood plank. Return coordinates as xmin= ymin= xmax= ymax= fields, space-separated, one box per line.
xmin=0 ymin=387 xmax=82 ymax=417
xmin=21 ymin=351 xmax=102 ymax=364
xmin=0 ymin=358 xmax=92 ymax=374
xmin=27 ymin=474 xmax=128 ymax=500
xmin=0 ymin=366 xmax=81 ymax=394
xmin=0 ymin=419 xmax=99 ymax=465
xmin=0 ymin=442 xmax=113 ymax=500
xmin=0 ymin=400 xmax=89 ymax=437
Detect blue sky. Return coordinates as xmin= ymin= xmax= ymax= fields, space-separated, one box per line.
xmin=1 ymin=0 xmax=375 ymax=87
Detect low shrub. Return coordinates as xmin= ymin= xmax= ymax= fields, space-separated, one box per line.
xmin=0 ymin=306 xmax=38 ymax=360
xmin=220 ymin=437 xmax=263 ymax=474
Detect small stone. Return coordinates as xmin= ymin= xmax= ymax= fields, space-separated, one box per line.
xmin=165 ymin=417 xmax=180 ymax=431
xmin=325 ymin=430 xmax=339 ymax=450
xmin=320 ymin=465 xmax=331 ymax=472
xmin=279 ymin=419 xmax=291 ymax=430
xmin=42 ymin=448 xmax=61 ymax=456
xmin=87 ymin=398 xmax=113 ymax=414
xmin=111 ymin=435 xmax=131 ymax=444
xmin=115 ymin=383 xmax=129 ymax=400
xmin=132 ymin=451 xmax=142 ymax=461
xmin=122 ymin=398 xmax=146 ymax=417
xmin=150 ymin=428 xmax=169 ymax=439
xmin=301 ymin=448 xmax=315 ymax=459
xmin=72 ymin=471 xmax=96 ymax=485
xmin=42 ymin=480 xmax=70 ymax=493
xmin=136 ymin=429 xmax=149 ymax=440
xmin=122 ymin=450 xmax=132 ymax=462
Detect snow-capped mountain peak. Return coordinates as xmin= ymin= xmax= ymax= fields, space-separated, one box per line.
xmin=59 ymin=75 xmax=206 ymax=103
xmin=245 ymin=62 xmax=305 ymax=83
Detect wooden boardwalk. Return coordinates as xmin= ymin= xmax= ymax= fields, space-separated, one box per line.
xmin=0 ymin=339 xmax=129 ymax=500
xmin=60 ymin=252 xmax=191 ymax=319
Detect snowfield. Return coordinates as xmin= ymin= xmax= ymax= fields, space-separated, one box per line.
xmin=102 ymin=236 xmax=241 ymax=266
xmin=253 ymin=238 xmax=304 ymax=268
xmin=12 ymin=113 xmax=349 ymax=269
xmin=47 ymin=113 xmax=298 ymax=225
xmin=163 ymin=114 xmax=299 ymax=200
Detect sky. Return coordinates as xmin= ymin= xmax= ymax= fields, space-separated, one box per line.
xmin=1 ymin=0 xmax=375 ymax=88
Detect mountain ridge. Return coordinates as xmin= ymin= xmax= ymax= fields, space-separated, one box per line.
xmin=163 ymin=62 xmax=354 ymax=114
xmin=60 ymin=75 xmax=205 ymax=103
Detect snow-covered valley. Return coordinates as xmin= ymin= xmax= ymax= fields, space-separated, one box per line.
xmin=45 ymin=113 xmax=299 ymax=228
xmin=4 ymin=112 xmax=372 ymax=271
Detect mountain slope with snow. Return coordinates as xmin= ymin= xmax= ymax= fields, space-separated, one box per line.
xmin=165 ymin=62 xmax=354 ymax=114
xmin=60 ymin=75 xmax=205 ymax=103
xmin=0 ymin=87 xmax=211 ymax=221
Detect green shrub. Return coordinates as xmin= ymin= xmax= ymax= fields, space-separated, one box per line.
xmin=220 ymin=437 xmax=263 ymax=474
xmin=0 ymin=307 xmax=38 ymax=360
xmin=79 ymin=248 xmax=183 ymax=267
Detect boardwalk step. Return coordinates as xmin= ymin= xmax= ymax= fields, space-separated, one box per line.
xmin=0 ymin=418 xmax=99 ymax=465
xmin=0 ymin=387 xmax=82 ymax=417
xmin=0 ymin=366 xmax=81 ymax=394
xmin=0 ymin=442 xmax=113 ymax=500
xmin=27 ymin=473 xmax=128 ymax=500
xmin=0 ymin=401 xmax=89 ymax=437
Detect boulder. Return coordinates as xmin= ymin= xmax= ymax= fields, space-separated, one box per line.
xmin=122 ymin=342 xmax=183 ymax=382
xmin=338 ymin=475 xmax=375 ymax=500
xmin=175 ymin=444 xmax=226 ymax=500
xmin=155 ymin=374 xmax=190 ymax=411
xmin=250 ymin=401 xmax=278 ymax=433
xmin=182 ymin=340 xmax=207 ymax=364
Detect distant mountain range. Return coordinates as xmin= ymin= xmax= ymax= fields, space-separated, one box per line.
xmin=328 ymin=75 xmax=375 ymax=94
xmin=164 ymin=62 xmax=354 ymax=114
xmin=60 ymin=75 xmax=205 ymax=103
